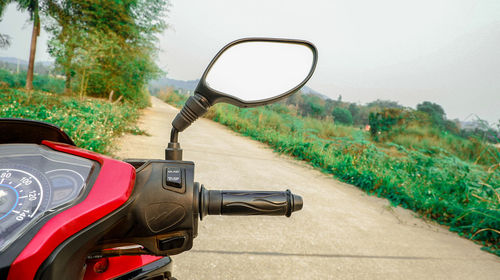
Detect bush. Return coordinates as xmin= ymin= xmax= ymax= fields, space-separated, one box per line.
xmin=332 ymin=107 xmax=353 ymax=125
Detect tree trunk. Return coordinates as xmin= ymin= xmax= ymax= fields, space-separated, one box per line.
xmin=64 ymin=44 xmax=75 ymax=94
xmin=79 ymin=68 xmax=86 ymax=98
xmin=25 ymin=7 xmax=40 ymax=91
xmin=65 ymin=70 xmax=72 ymax=94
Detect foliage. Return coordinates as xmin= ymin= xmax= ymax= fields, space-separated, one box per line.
xmin=0 ymin=60 xmax=58 ymax=76
xmin=156 ymin=87 xmax=189 ymax=108
xmin=368 ymin=108 xmax=406 ymax=139
xmin=0 ymin=34 xmax=9 ymax=49
xmin=367 ymin=107 xmax=499 ymax=166
xmin=367 ymin=99 xmax=403 ymax=109
xmin=0 ymin=88 xmax=142 ymax=154
xmin=5 ymin=0 xmax=44 ymax=90
xmin=0 ymin=68 xmax=65 ymax=93
xmin=44 ymin=0 xmax=169 ymax=106
xmin=282 ymin=92 xmax=412 ymax=127
xmin=332 ymin=107 xmax=353 ymax=125
xmin=0 ymin=2 xmax=9 ymax=48
xmin=417 ymin=101 xmax=446 ymax=129
xmin=160 ymin=91 xmax=500 ymax=256
xmin=460 ymin=119 xmax=500 ymax=144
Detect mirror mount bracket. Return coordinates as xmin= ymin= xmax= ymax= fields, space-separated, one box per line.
xmin=165 ymin=140 xmax=182 ymax=161
xmin=165 ymin=94 xmax=211 ymax=160
xmin=165 ymin=127 xmax=182 ymax=160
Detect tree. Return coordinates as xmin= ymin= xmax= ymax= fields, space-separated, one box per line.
xmin=1 ymin=0 xmax=46 ymax=89
xmin=8 ymin=0 xmax=45 ymax=90
xmin=368 ymin=108 xmax=405 ymax=140
xmin=45 ymin=0 xmax=77 ymax=93
xmin=0 ymin=34 xmax=10 ymax=48
xmin=416 ymin=101 xmax=446 ymax=128
xmin=46 ymin=0 xmax=169 ymax=105
xmin=299 ymin=94 xmax=325 ymax=117
xmin=366 ymin=99 xmax=403 ymax=110
xmin=332 ymin=107 xmax=353 ymax=125
xmin=348 ymin=103 xmax=361 ymax=124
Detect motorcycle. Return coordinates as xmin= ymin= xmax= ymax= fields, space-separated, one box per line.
xmin=0 ymin=37 xmax=317 ymax=279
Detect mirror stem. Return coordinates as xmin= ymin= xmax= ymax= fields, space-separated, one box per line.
xmin=170 ymin=127 xmax=179 ymax=143
xmin=165 ymin=127 xmax=182 ymax=160
xmin=166 ymin=94 xmax=211 ymax=161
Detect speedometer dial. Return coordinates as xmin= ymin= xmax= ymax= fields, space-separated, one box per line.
xmin=0 ymin=166 xmax=50 ymax=251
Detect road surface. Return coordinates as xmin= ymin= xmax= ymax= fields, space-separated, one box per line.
xmin=116 ymin=97 xmax=500 ymax=280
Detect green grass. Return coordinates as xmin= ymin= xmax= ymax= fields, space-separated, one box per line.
xmin=383 ymin=125 xmax=499 ymax=167
xmin=0 ymin=69 xmax=65 ymax=94
xmin=160 ymin=91 xmax=500 ymax=256
xmin=0 ymin=88 xmax=142 ymax=155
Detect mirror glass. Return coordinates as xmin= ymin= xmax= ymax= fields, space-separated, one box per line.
xmin=205 ymin=41 xmax=314 ymax=102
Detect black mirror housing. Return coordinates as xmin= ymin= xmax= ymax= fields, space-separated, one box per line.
xmin=166 ymin=37 xmax=318 ymax=161
xmin=195 ymin=37 xmax=318 ymax=108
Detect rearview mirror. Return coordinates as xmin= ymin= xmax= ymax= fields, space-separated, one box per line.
xmin=196 ymin=38 xmax=318 ymax=107
xmin=167 ymin=38 xmax=318 ymax=160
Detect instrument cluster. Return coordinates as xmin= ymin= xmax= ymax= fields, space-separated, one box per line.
xmin=0 ymin=144 xmax=96 ymax=252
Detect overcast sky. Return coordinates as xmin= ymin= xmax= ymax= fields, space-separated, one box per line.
xmin=1 ymin=0 xmax=499 ymax=123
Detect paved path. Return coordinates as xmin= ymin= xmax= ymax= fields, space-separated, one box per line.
xmin=116 ymin=97 xmax=500 ymax=280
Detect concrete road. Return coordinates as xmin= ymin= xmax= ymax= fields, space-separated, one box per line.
xmin=116 ymin=97 xmax=500 ymax=280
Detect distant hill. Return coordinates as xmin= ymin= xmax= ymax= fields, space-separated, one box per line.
xmin=0 ymin=57 xmax=53 ymax=66
xmin=150 ymin=77 xmax=198 ymax=90
xmin=0 ymin=57 xmax=27 ymax=65
xmin=149 ymin=77 xmax=330 ymax=100
xmin=0 ymin=57 xmax=55 ymax=75
xmin=301 ymin=85 xmax=330 ymax=100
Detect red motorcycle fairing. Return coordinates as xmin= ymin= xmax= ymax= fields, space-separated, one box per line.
xmin=6 ymin=141 xmax=136 ymax=280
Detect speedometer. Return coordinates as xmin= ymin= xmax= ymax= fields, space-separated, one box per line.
xmin=0 ymin=144 xmax=96 ymax=253
xmin=0 ymin=165 xmax=50 ymax=251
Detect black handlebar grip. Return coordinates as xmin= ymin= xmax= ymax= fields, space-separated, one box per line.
xmin=199 ymin=186 xmax=303 ymax=219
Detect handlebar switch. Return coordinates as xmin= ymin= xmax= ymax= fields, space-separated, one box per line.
xmin=158 ymin=236 xmax=186 ymax=251
xmin=163 ymin=167 xmax=185 ymax=193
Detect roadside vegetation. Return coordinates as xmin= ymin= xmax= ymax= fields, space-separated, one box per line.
xmin=0 ymin=0 xmax=170 ymax=153
xmin=0 ymin=86 xmax=142 ymax=155
xmin=158 ymin=89 xmax=500 ymax=256
xmin=1 ymin=0 xmax=168 ymax=107
xmin=0 ymin=68 xmax=65 ymax=93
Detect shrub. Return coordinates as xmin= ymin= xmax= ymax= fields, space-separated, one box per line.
xmin=332 ymin=107 xmax=353 ymax=125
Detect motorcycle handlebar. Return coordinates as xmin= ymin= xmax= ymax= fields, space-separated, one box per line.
xmin=199 ymin=186 xmax=303 ymax=219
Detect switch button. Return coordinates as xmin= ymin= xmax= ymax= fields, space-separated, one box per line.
xmin=158 ymin=236 xmax=186 ymax=251
xmin=165 ymin=167 xmax=182 ymax=188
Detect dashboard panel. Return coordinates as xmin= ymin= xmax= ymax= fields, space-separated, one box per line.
xmin=0 ymin=144 xmax=97 ymax=252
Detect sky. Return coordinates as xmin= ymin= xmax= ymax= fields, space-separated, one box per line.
xmin=1 ymin=0 xmax=499 ymax=123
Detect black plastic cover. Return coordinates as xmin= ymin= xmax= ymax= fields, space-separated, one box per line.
xmin=0 ymin=118 xmax=75 ymax=146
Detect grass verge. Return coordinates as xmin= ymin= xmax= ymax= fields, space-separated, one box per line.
xmin=0 ymin=88 xmax=142 ymax=155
